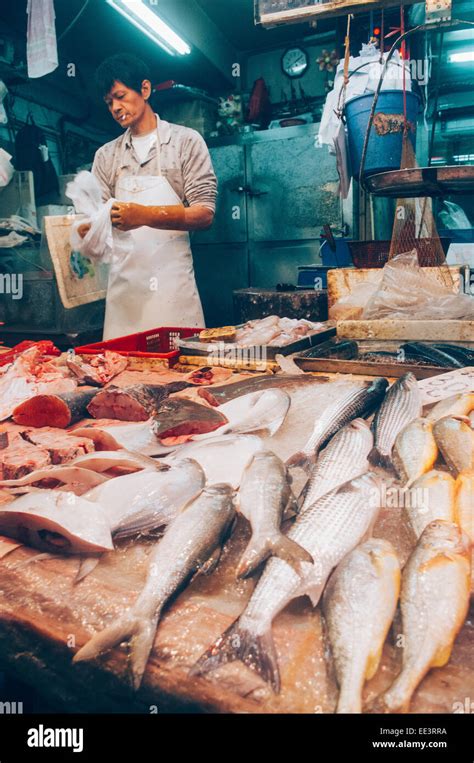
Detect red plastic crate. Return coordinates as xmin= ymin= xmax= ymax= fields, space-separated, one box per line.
xmin=75 ymin=326 xmax=202 ymax=367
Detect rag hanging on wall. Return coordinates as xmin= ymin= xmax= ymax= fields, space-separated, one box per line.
xmin=26 ymin=0 xmax=59 ymax=79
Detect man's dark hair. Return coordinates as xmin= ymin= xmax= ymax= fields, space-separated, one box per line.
xmin=95 ymin=54 xmax=151 ymax=97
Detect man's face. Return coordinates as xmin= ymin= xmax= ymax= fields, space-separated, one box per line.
xmin=104 ymin=79 xmax=150 ymax=128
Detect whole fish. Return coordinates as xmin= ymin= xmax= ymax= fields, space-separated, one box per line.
xmin=299 ymin=418 xmax=373 ymax=511
xmin=83 ymin=458 xmax=205 ymax=538
xmin=167 ymin=434 xmax=263 ymax=489
xmin=405 ymin=470 xmax=455 ymax=541
xmin=236 ymin=451 xmax=312 ymax=578
xmin=401 ymin=342 xmax=463 ymax=369
xmin=455 ymin=472 xmax=473 ymax=544
xmin=287 ymin=378 xmax=388 ymax=468
xmin=392 ymin=418 xmax=438 ymax=487
xmin=433 ymin=416 xmax=474 ymax=475
xmin=196 ymin=373 xmax=327 ymax=408
xmin=73 ymin=483 xmax=236 ymax=689
xmin=375 ymin=521 xmax=470 ymax=713
xmin=0 ymin=491 xmax=113 ymax=554
xmin=191 ymin=472 xmax=382 ymax=692
xmin=322 ymin=539 xmax=401 ymax=714
xmin=426 ymin=393 xmax=474 ymax=422
xmin=192 ymin=389 xmax=290 ymax=441
xmin=369 ymin=373 xmax=421 ymax=470
xmin=432 ymin=344 xmax=474 ymax=366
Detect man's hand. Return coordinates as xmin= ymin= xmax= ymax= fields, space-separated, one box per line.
xmin=111 ymin=202 xmax=151 ymax=231
xmin=77 ymin=223 xmax=91 ymax=239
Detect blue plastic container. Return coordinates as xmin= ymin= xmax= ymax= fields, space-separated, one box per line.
xmin=345 ymin=90 xmax=420 ymax=179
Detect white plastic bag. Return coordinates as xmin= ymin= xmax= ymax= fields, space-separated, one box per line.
xmin=329 ymin=279 xmax=380 ymax=321
xmin=438 ymin=201 xmax=471 ymax=230
xmin=0 ymin=148 xmax=14 ymax=188
xmin=362 ymin=251 xmax=474 ymax=320
xmin=66 ymin=171 xmax=133 ymax=264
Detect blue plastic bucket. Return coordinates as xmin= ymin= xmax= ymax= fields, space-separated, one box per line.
xmin=345 ymin=90 xmax=420 ymax=179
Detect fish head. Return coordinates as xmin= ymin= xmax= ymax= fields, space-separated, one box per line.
xmin=419 ymin=519 xmax=470 ymax=555
xmin=369 ymin=377 xmax=390 ymax=395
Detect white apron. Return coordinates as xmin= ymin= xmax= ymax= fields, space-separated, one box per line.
xmin=103 ymin=126 xmax=205 ymax=340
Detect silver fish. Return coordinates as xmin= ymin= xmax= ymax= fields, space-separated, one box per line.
xmin=323 ymin=539 xmax=401 ymax=713
xmin=369 ymin=373 xmax=422 ymax=470
xmin=287 ymin=378 xmax=388 ymax=469
xmin=236 ymin=450 xmax=312 ymax=579
xmin=300 ymin=418 xmax=373 ymax=511
xmin=405 ymin=470 xmax=456 ymax=541
xmin=73 ymin=483 xmax=236 ymax=688
xmin=191 ymin=471 xmax=382 ymax=692
xmin=375 ymin=521 xmax=470 ymax=713
xmin=433 ymin=415 xmax=474 ymax=476
xmin=0 ymin=491 xmax=113 ymax=554
xmin=426 ymin=393 xmax=474 ymax=422
xmin=84 ymin=458 xmax=205 ymax=538
xmin=392 ymin=418 xmax=438 ymax=487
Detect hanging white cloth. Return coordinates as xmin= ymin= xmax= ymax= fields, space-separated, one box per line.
xmin=26 ymin=0 xmax=58 ymax=79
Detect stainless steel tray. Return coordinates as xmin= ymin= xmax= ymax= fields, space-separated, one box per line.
xmin=177 ymin=322 xmax=336 ymax=359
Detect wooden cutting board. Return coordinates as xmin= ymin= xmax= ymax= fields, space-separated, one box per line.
xmin=42 ymin=215 xmax=108 ymax=309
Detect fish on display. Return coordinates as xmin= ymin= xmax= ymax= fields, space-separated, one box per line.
xmin=433 ymin=415 xmax=474 ymax=475
xmin=455 ymin=472 xmax=473 ymax=546
xmin=0 ymin=491 xmax=114 ymax=554
xmin=66 ymin=350 xmax=128 ymax=386
xmin=405 ymin=470 xmax=455 ymax=541
xmin=196 ymin=374 xmax=327 ymax=407
xmin=432 ymin=344 xmax=474 ymax=366
xmin=167 ymin=434 xmax=264 ymax=489
xmin=83 ymin=458 xmax=205 ymax=538
xmin=236 ymin=451 xmax=312 ymax=578
xmin=151 ymin=398 xmax=229 ymax=444
xmin=322 ymin=539 xmax=401 ymax=714
xmin=400 ymin=342 xmax=463 ymax=369
xmin=374 ymin=521 xmax=470 ymax=713
xmin=299 ymin=418 xmax=373 ymax=511
xmin=392 ymin=418 xmax=438 ymax=487
xmin=71 ymin=422 xmax=177 ymax=457
xmin=73 ymin=484 xmax=236 ymax=689
xmin=12 ymin=389 xmax=97 ymax=429
xmin=86 ymin=382 xmax=191 ymax=422
xmin=287 ymin=378 xmax=388 ymax=469
xmin=369 ymin=373 xmax=421 ymax=470
xmin=191 ymin=472 xmax=382 ymax=692
xmin=191 ymin=389 xmax=291 ymax=441
xmin=69 ymin=449 xmax=164 ymax=475
xmin=0 ymin=465 xmax=110 ymax=495
xmin=425 ymin=393 xmax=474 ymax=422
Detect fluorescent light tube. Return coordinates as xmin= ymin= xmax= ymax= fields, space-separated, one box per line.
xmin=449 ymin=51 xmax=474 ymax=63
xmin=106 ymin=0 xmax=191 ymax=56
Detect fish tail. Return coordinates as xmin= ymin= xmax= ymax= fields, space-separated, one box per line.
xmin=375 ymin=670 xmax=416 ymax=713
xmin=286 ymin=451 xmax=314 ymax=471
xmin=270 ymin=534 xmax=313 ymax=575
xmin=236 ymin=534 xmax=312 ymax=579
xmin=190 ymin=619 xmax=281 ymax=692
xmin=368 ymin=447 xmax=394 ymax=471
xmin=336 ymin=685 xmax=362 ymax=714
xmin=73 ymin=608 xmax=160 ymax=689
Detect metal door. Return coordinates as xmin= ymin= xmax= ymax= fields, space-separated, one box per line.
xmin=246 ymin=130 xmax=341 ymax=242
xmin=192 ymin=144 xmax=247 ymax=245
